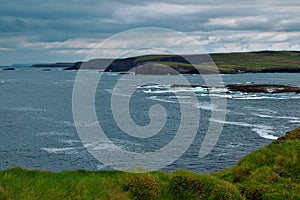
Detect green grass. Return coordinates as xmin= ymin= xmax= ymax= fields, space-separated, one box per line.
xmin=133 ymin=51 xmax=300 ymax=74
xmin=215 ymin=127 xmax=300 ymax=199
xmin=1 ymin=127 xmax=300 ymax=199
xmin=210 ymin=51 xmax=300 ymax=73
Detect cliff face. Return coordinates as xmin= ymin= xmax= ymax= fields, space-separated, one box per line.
xmin=30 ymin=51 xmax=300 ymax=74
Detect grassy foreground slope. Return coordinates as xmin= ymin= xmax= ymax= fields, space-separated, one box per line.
xmin=1 ymin=127 xmax=300 ymax=200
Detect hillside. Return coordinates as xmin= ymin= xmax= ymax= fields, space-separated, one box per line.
xmin=31 ymin=51 xmax=300 ymax=74
xmin=1 ymin=127 xmax=300 ymax=199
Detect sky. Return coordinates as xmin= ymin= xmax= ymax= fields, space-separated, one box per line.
xmin=1 ymin=0 xmax=300 ymax=65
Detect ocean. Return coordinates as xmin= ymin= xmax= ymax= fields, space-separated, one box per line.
xmin=0 ymin=68 xmax=300 ymax=173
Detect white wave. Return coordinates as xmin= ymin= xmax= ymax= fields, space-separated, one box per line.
xmin=209 ymin=87 xmax=229 ymax=93
xmin=59 ymin=139 xmax=81 ymax=144
xmin=104 ymin=89 xmax=112 ymax=93
xmin=244 ymin=107 xmax=278 ymax=114
xmin=10 ymin=107 xmax=46 ymax=112
xmin=252 ymin=113 xmax=273 ymax=118
xmin=227 ymin=144 xmax=239 ymax=148
xmin=62 ymin=120 xmax=99 ymax=128
xmin=52 ymin=80 xmax=74 ymax=85
xmin=289 ymin=120 xmax=300 ymax=123
xmin=209 ymin=94 xmax=233 ymax=98
xmin=211 ymin=119 xmax=278 ymax=140
xmin=256 ymin=108 xmax=278 ymax=114
xmin=232 ymin=94 xmax=300 ymax=100
xmin=144 ymin=87 xmax=229 ymax=94
xmin=61 ymin=121 xmax=74 ymax=127
xmin=105 ymin=88 xmax=132 ymax=97
xmin=147 ymin=96 xmax=228 ymax=111
xmin=112 ymin=92 xmax=132 ymax=97
xmin=233 ymin=96 xmax=270 ymax=100
xmin=284 ymin=95 xmax=300 ymax=99
xmin=143 ymin=89 xmax=154 ymax=93
xmin=85 ymin=141 xmax=124 ymax=151
xmin=253 ymin=113 xmax=300 ymax=120
xmin=195 ymin=102 xmax=227 ymax=112
xmin=97 ymin=164 xmax=105 ymax=170
xmin=211 ymin=119 xmax=253 ymax=127
xmin=273 ymin=115 xmax=299 ymax=120
xmin=73 ymin=120 xmax=99 ymax=128
xmin=0 ymin=81 xmax=4 ymax=84
xmin=225 ymin=143 xmax=253 ymax=148
xmin=143 ymin=89 xmax=173 ymax=94
xmin=251 ymin=128 xmax=278 ymax=140
xmin=41 ymin=147 xmax=83 ymax=154
xmin=38 ymin=131 xmax=71 ymax=136
xmin=216 ymin=152 xmax=229 ymax=157
xmin=168 ymin=95 xmax=193 ymax=99
xmin=147 ymin=95 xmax=202 ymax=105
xmin=147 ymin=96 xmax=177 ymax=103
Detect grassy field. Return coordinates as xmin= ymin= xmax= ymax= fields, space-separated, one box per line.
xmin=211 ymin=51 xmax=300 ymax=73
xmin=135 ymin=51 xmax=300 ymax=74
xmin=1 ymin=127 xmax=300 ymax=200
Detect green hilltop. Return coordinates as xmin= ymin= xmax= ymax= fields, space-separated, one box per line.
xmin=144 ymin=51 xmax=300 ymax=74
xmin=31 ymin=51 xmax=300 ymax=74
xmin=1 ymin=127 xmax=300 ymax=199
xmin=211 ymin=51 xmax=300 ymax=73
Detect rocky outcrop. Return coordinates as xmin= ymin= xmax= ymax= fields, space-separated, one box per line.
xmin=2 ymin=68 xmax=15 ymax=71
xmin=32 ymin=63 xmax=74 ymax=68
xmin=170 ymin=84 xmax=206 ymax=88
xmin=226 ymin=84 xmax=300 ymax=93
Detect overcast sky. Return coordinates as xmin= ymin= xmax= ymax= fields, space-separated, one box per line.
xmin=1 ymin=0 xmax=300 ymax=65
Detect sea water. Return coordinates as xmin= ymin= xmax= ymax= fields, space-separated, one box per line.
xmin=0 ymin=68 xmax=299 ymax=172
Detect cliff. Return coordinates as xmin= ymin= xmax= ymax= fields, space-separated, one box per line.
xmin=30 ymin=50 xmax=300 ymax=74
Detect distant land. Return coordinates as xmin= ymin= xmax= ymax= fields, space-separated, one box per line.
xmin=30 ymin=50 xmax=300 ymax=74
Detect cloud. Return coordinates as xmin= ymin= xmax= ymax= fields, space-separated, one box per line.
xmin=102 ymin=3 xmax=207 ymax=24
xmin=1 ymin=0 xmax=300 ymax=64
xmin=204 ymin=16 xmax=270 ymax=30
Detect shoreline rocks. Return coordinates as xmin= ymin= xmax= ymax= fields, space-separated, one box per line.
xmin=2 ymin=67 xmax=15 ymax=71
xmin=226 ymin=84 xmax=300 ymax=93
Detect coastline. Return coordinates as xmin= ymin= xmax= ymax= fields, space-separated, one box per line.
xmin=28 ymin=50 xmax=300 ymax=75
xmin=1 ymin=126 xmax=299 ymax=199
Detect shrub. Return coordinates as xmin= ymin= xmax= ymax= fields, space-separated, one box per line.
xmin=124 ymin=174 xmax=160 ymax=200
xmin=210 ymin=181 xmax=244 ymax=200
xmin=169 ymin=174 xmax=214 ymax=200
xmin=240 ymin=184 xmax=266 ymax=200
xmin=0 ymin=184 xmax=11 ymax=200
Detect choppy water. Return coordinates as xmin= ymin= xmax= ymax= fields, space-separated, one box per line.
xmin=0 ymin=68 xmax=300 ymax=172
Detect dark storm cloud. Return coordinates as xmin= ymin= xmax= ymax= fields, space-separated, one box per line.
xmin=0 ymin=0 xmax=300 ymax=65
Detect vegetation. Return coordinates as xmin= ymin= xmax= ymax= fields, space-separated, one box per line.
xmin=211 ymin=51 xmax=300 ymax=73
xmin=215 ymin=126 xmax=300 ymax=199
xmin=34 ymin=51 xmax=300 ymax=74
xmin=1 ymin=126 xmax=300 ymax=199
xmin=134 ymin=51 xmax=300 ymax=74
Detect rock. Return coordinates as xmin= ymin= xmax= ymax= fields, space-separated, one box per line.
xmin=226 ymin=84 xmax=300 ymax=93
xmin=2 ymin=67 xmax=15 ymax=71
xmin=170 ymin=84 xmax=203 ymax=88
xmin=274 ymin=127 xmax=300 ymax=143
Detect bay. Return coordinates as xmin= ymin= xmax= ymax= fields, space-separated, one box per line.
xmin=0 ymin=68 xmax=299 ymax=172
